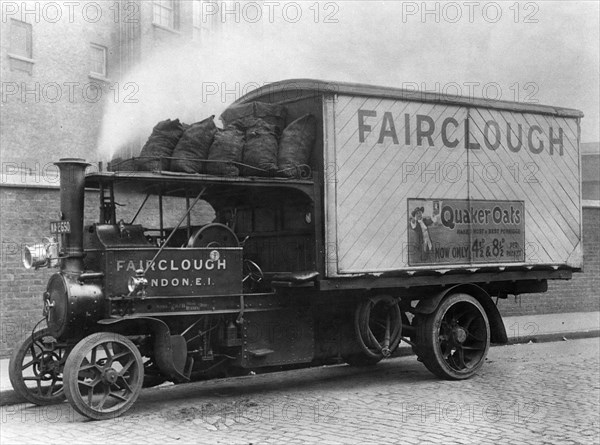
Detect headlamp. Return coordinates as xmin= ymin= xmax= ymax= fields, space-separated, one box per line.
xmin=23 ymin=237 xmax=59 ymax=270
xmin=127 ymin=269 xmax=148 ymax=295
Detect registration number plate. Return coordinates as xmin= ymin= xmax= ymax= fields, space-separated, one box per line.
xmin=50 ymin=221 xmax=71 ymax=234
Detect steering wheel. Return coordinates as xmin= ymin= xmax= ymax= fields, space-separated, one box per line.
xmin=187 ymin=223 xmax=239 ymax=248
xmin=242 ymin=259 xmax=264 ymax=292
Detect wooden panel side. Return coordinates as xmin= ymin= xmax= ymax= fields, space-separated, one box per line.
xmin=467 ymin=108 xmax=581 ymax=266
xmin=333 ymin=95 xmax=468 ymax=273
xmin=329 ymin=95 xmax=582 ymax=275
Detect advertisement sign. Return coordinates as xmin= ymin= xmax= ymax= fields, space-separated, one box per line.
xmin=407 ymin=199 xmax=525 ymax=266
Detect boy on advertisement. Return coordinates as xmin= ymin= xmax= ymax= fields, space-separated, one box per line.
xmin=409 ymin=200 xmax=440 ymax=263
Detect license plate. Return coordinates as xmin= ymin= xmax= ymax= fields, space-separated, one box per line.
xmin=50 ymin=221 xmax=71 ymax=234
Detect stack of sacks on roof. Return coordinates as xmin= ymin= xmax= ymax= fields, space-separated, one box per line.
xmin=132 ymin=102 xmax=317 ymax=179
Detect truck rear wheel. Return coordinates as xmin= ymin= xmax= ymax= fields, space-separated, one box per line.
xmin=414 ymin=293 xmax=490 ymax=380
xmin=64 ymin=332 xmax=144 ymax=420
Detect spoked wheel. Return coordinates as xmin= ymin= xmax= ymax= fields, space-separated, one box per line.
xmin=187 ymin=223 xmax=239 ymax=248
xmin=345 ymin=295 xmax=403 ymax=366
xmin=414 ymin=293 xmax=490 ymax=380
xmin=9 ymin=328 xmax=70 ymax=405
xmin=64 ymin=332 xmax=144 ymax=420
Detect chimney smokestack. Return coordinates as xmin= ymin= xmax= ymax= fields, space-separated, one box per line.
xmin=54 ymin=158 xmax=90 ymax=274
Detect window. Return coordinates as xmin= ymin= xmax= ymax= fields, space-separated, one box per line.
xmin=193 ymin=0 xmax=215 ymax=41
xmin=153 ymin=0 xmax=180 ymax=30
xmin=9 ymin=19 xmax=32 ymax=59
xmin=90 ymin=44 xmax=107 ymax=77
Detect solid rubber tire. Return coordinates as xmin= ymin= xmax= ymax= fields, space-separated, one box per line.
xmin=9 ymin=328 xmax=68 ymax=405
xmin=414 ymin=293 xmax=490 ymax=380
xmin=63 ymin=332 xmax=144 ymax=420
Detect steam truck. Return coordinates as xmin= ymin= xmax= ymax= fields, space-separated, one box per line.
xmin=10 ymin=79 xmax=583 ymax=420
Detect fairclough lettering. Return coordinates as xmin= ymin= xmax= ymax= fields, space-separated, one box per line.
xmin=358 ymin=109 xmax=565 ymax=156
xmin=116 ymin=258 xmax=227 ymax=272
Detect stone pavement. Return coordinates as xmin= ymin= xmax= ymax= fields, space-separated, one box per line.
xmin=0 ymin=337 xmax=598 ymax=444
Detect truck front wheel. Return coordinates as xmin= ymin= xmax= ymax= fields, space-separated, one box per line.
xmin=414 ymin=293 xmax=490 ymax=380
xmin=63 ymin=332 xmax=144 ymax=420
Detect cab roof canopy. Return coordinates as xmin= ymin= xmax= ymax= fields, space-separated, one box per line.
xmin=85 ymin=171 xmax=315 ymax=203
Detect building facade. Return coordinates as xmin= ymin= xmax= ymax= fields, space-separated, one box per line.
xmin=0 ymin=0 xmax=223 ymax=355
xmin=1 ymin=0 xmax=222 ymax=172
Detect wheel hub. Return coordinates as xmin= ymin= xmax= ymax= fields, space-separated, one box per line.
xmin=102 ymin=368 xmax=118 ymax=384
xmin=452 ymin=325 xmax=467 ymax=344
xmin=41 ymin=353 xmax=59 ymax=371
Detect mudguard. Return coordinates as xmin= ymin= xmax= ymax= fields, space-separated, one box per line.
xmin=98 ymin=317 xmax=190 ymax=382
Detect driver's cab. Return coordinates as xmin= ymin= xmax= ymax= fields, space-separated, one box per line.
xmin=215 ymin=187 xmax=316 ymax=283
xmin=83 ymin=173 xmax=318 ymax=294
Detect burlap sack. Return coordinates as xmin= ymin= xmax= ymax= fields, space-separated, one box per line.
xmin=242 ymin=120 xmax=279 ymax=176
xmin=220 ymin=102 xmax=287 ymax=135
xmin=254 ymin=102 xmax=287 ymax=135
xmin=219 ymin=103 xmax=254 ymax=127
xmin=136 ymin=119 xmax=185 ymax=171
xmin=170 ymin=116 xmax=217 ymax=173
xmin=277 ymin=114 xmax=317 ymax=178
xmin=206 ymin=126 xmax=245 ymax=176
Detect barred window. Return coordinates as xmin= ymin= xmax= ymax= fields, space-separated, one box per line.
xmin=10 ymin=19 xmax=32 ymax=59
xmin=153 ymin=0 xmax=180 ymax=30
xmin=90 ymin=44 xmax=107 ymax=77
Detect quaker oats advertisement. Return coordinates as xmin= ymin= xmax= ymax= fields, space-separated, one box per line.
xmin=407 ymin=198 xmax=525 ymax=266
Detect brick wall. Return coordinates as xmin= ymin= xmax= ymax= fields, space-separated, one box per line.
xmin=582 ymin=154 xmax=600 ymax=200
xmin=497 ymin=206 xmax=600 ymax=316
xmin=0 ymin=186 xmax=99 ymax=357
xmin=1 ymin=186 xmax=598 ymax=358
